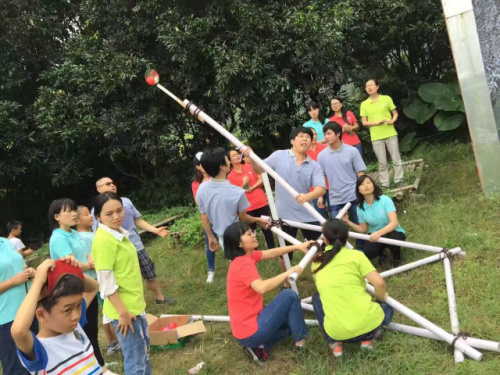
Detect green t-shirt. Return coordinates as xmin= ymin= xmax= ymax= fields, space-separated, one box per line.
xmin=92 ymin=227 xmax=146 ymax=319
xmin=312 ymin=246 xmax=384 ymax=340
xmin=359 ymin=94 xmax=397 ymax=141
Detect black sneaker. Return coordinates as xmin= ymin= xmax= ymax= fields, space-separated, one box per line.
xmin=156 ymin=296 xmax=175 ymax=305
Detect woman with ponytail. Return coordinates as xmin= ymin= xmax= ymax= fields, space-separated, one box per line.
xmin=311 ymin=219 xmax=393 ymax=358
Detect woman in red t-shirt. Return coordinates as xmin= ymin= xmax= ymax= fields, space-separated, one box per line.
xmin=224 ymin=222 xmax=311 ymax=361
xmin=191 ymin=152 xmax=216 ymax=283
xmin=328 ymin=97 xmax=364 ymax=159
xmin=227 ymin=150 xmax=275 ymax=249
xmin=306 ymin=129 xmax=328 ymax=218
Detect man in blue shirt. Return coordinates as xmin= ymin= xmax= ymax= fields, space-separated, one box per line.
xmin=246 ymin=127 xmax=326 ymax=287
xmin=93 ymin=177 xmax=174 ymax=305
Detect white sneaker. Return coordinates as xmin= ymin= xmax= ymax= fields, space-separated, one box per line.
xmin=103 ymin=368 xmax=120 ymax=375
xmin=206 ymin=271 xmax=215 ymax=283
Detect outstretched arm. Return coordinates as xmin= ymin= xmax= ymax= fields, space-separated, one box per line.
xmin=135 ymin=218 xmax=170 ymax=238
xmin=260 ymin=240 xmax=314 ymax=260
xmin=251 ymin=265 xmax=303 ymax=294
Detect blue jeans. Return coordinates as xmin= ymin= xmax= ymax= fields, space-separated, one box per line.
xmin=329 ymin=199 xmax=364 ymax=250
xmin=312 ymin=192 xmax=329 ymax=219
xmin=0 ymin=319 xmax=38 ymax=375
xmin=112 ymin=315 xmax=151 ymax=375
xmin=353 ymin=143 xmax=364 ymax=160
xmin=312 ymin=292 xmax=393 ymax=343
xmin=203 ymin=230 xmax=216 ymax=271
xmin=238 ymin=289 xmax=308 ymax=349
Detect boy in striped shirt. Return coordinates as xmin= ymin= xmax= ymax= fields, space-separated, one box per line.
xmin=11 ymin=258 xmax=102 ymax=375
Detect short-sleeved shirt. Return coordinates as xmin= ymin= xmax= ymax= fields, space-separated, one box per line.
xmin=264 ymin=150 xmax=326 ymax=222
xmin=92 ymin=227 xmax=146 ymax=319
xmin=0 ymin=238 xmax=30 ymax=325
xmin=227 ymin=251 xmax=263 ymax=339
xmin=306 ymin=143 xmax=327 ymax=162
xmin=227 ymin=164 xmax=268 ymax=211
xmin=312 ymin=246 xmax=384 ymax=340
xmin=49 ymin=228 xmax=89 ymax=266
xmin=196 ymin=179 xmax=250 ymax=236
xmin=9 ymin=237 xmax=25 ymax=251
xmin=191 ymin=181 xmax=201 ymax=200
xmin=303 ymin=119 xmax=329 ymax=141
xmin=17 ymin=299 xmax=102 ymax=375
xmin=91 ymin=197 xmax=143 ymax=251
xmin=78 ymin=231 xmax=97 ymax=279
xmin=357 ymin=195 xmax=405 ymax=234
xmin=329 ymin=111 xmax=362 ymax=146
xmin=317 ymin=144 xmax=366 ymax=205
xmin=359 ymin=95 xmax=397 ymax=141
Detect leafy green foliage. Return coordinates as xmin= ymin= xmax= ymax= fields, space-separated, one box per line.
xmin=169 ymin=211 xmax=205 ymax=249
xmin=403 ymin=99 xmax=437 ymax=124
xmin=434 ymin=111 xmax=466 ymax=131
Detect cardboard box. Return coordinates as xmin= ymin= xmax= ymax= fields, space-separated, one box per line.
xmin=146 ymin=314 xmax=206 ymax=346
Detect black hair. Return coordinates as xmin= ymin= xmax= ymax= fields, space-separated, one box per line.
xmin=223 ymin=222 xmax=252 ymax=260
xmin=94 ymin=192 xmax=123 ymax=219
xmin=39 ymin=274 xmax=85 ymax=312
xmin=200 ymin=147 xmax=227 ymax=178
xmin=323 ymin=121 xmax=343 ymax=141
xmin=7 ymin=220 xmax=22 ymax=233
xmin=356 ymin=175 xmax=383 ymax=210
xmin=312 ymin=219 xmax=348 ymax=274
xmin=305 ymin=101 xmax=326 ymax=125
xmin=328 ymin=97 xmax=350 ymax=125
xmin=192 ymin=154 xmax=204 ymax=184
xmin=367 ymin=78 xmax=379 ymax=86
xmin=48 ymin=198 xmax=78 ymax=231
xmin=227 ymin=149 xmax=244 ymax=165
xmin=289 ymin=127 xmax=313 ymax=141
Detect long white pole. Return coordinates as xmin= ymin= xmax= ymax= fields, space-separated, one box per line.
xmin=379 ymin=248 xmax=464 ymax=278
xmin=160 ymin=314 xmax=319 ymax=326
xmin=261 ymin=216 xmax=451 ymax=254
xmin=301 ymin=302 xmax=314 ymax=312
xmin=261 ymin=172 xmax=298 ymax=294
xmin=443 ymin=256 xmax=464 ymax=363
xmin=365 ymin=285 xmax=482 ymax=361
xmin=388 ymin=323 xmax=500 ymax=352
xmin=287 ymin=203 xmax=352 ymax=283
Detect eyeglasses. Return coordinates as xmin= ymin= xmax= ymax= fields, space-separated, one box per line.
xmin=98 ymin=181 xmax=115 ymax=188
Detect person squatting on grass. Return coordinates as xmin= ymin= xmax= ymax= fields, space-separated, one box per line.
xmin=11 ymin=257 xmax=102 ymax=374
xmin=76 ymin=205 xmax=121 ymax=357
xmin=0 ymin=238 xmax=37 ymax=375
xmin=47 ymin=198 xmax=109 ymax=372
xmin=343 ymin=175 xmax=406 ymax=267
xmin=224 ymin=222 xmax=311 ymax=362
xmin=227 ymin=149 xmax=276 ymax=249
xmin=191 ymin=151 xmax=217 ymax=283
xmin=244 ymin=127 xmax=326 ymax=289
xmin=93 ymin=177 xmax=174 ymax=305
xmin=311 ymin=219 xmax=394 ymax=358
xmin=92 ymin=192 xmax=152 ymax=375
xmin=196 ymin=148 xmax=269 ymax=255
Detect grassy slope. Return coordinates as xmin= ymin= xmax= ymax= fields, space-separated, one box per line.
xmin=136 ymin=143 xmax=500 ymax=375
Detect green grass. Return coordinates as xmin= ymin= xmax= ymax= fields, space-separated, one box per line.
xmin=17 ymin=142 xmax=500 ymax=374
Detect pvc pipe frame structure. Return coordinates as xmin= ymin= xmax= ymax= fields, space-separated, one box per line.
xmin=152 ymin=81 xmax=486 ymax=361
xmin=161 ymin=314 xmax=319 ymax=327
xmin=261 ymin=217 xmax=455 ymax=254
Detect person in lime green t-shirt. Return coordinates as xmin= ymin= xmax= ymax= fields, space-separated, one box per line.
xmin=92 ymin=192 xmax=151 ymax=375
xmin=360 ymin=79 xmax=403 ymax=188
xmin=310 ymin=219 xmax=393 ymax=358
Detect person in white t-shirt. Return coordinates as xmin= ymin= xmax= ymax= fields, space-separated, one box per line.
xmin=7 ymin=220 xmax=33 ymax=260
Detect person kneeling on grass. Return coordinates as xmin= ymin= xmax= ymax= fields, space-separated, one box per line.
xmin=224 ymin=222 xmax=312 ymax=363
xmin=311 ymin=219 xmax=393 ymax=358
xmin=11 ymin=257 xmax=102 ymax=374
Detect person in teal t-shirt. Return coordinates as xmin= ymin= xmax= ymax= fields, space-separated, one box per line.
xmin=343 ymin=175 xmax=406 ymax=266
xmin=304 ymin=101 xmax=329 ymax=143
xmin=311 ymin=219 xmax=393 ymax=358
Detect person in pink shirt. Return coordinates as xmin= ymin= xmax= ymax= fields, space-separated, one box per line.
xmin=227 ymin=150 xmax=275 ymax=249
xmin=328 ymin=97 xmax=364 ymax=159
xmin=224 ymin=222 xmax=310 ymax=362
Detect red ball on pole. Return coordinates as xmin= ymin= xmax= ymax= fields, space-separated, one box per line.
xmin=145 ymin=69 xmax=159 ymax=86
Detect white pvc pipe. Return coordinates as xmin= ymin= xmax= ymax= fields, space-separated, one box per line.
xmin=365 ymin=285 xmax=482 ymax=361
xmin=262 ymin=172 xmax=298 ymax=294
xmin=388 ymin=323 xmax=500 ymax=353
xmin=160 ymin=314 xmax=319 ymax=326
xmin=443 ymin=256 xmax=464 ymax=363
xmin=301 ymin=296 xmax=312 ymax=303
xmin=288 ymin=203 xmax=352 ymax=283
xmin=301 ymin=302 xmax=314 ymax=312
xmin=182 ymin=100 xmax=327 ymax=225
xmin=379 ymin=248 xmax=463 ymax=278
xmin=261 ymin=216 xmax=450 ymax=254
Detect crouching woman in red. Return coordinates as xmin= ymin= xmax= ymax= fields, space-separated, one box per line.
xmin=224 ymin=222 xmax=311 ymax=362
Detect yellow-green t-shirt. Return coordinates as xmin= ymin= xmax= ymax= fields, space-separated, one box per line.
xmin=312 ymin=246 xmax=384 ymax=340
xmin=359 ymin=94 xmax=397 ymax=141
xmin=92 ymin=227 xmax=146 ymax=319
